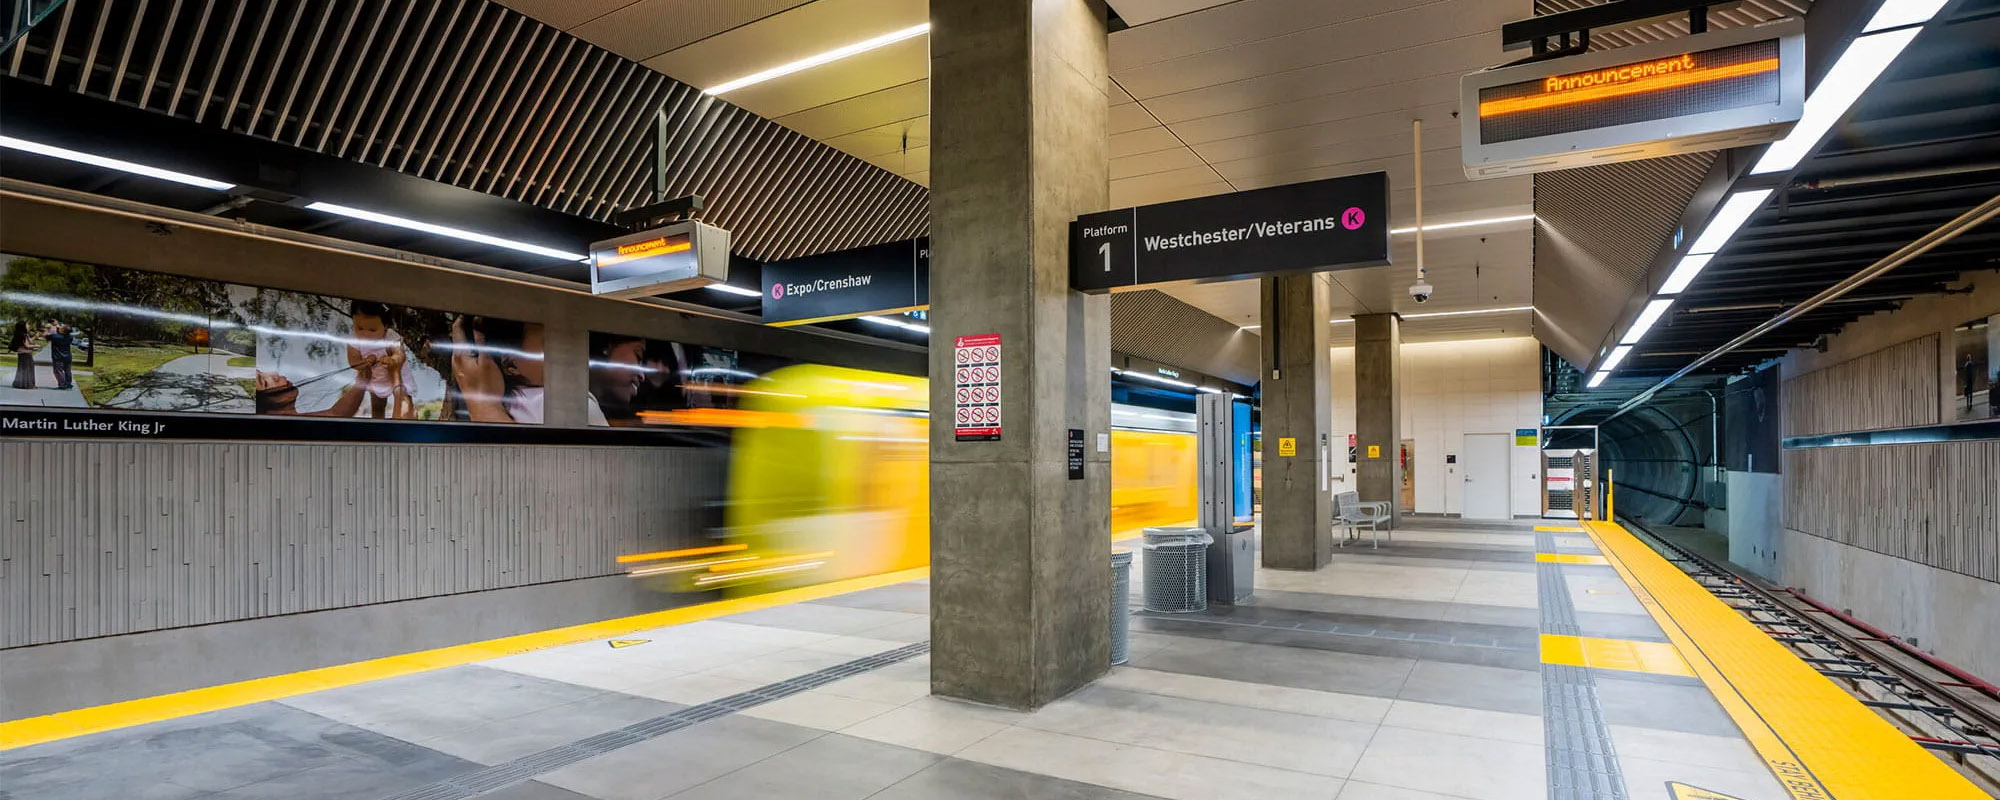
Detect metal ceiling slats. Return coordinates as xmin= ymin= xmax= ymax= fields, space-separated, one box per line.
xmin=1 ymin=0 xmax=928 ymax=261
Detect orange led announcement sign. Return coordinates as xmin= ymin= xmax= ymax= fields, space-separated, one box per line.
xmin=1481 ymin=51 xmax=1780 ymax=118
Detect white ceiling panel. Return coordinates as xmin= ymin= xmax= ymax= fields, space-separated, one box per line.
xmin=496 ymin=0 xmax=653 ymax=32
xmin=1110 ymin=0 xmax=1417 ymax=71
xmin=865 ymin=145 xmax=929 ymax=178
xmin=1132 ymin=33 xmax=1501 ymax=123
xmin=1108 ymin=126 xmax=1187 ymax=159
xmin=1105 ymin=0 xmax=1240 ymax=28
xmin=1112 ymin=0 xmax=1510 ymax=99
xmin=684 ymin=36 xmax=929 ymax=119
xmin=560 ymin=0 xmax=817 ymax=60
xmin=824 ymin=116 xmax=931 ymax=160
xmin=642 ymin=0 xmax=926 ymax=88
xmin=774 ymin=80 xmax=928 ymax=141
xmin=1111 ymin=146 xmax=1208 ymax=180
xmin=1109 ymin=102 xmax=1159 ymax=135
xmin=1167 ymin=73 xmax=1463 ymax=145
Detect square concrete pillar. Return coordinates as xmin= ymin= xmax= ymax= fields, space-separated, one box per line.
xmin=926 ymin=0 xmax=1112 ymax=710
xmin=1258 ymin=274 xmax=1333 ymax=570
xmin=1354 ymin=313 xmax=1402 ymax=524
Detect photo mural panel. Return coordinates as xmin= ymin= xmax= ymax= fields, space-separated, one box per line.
xmin=1 ymin=252 xmax=544 ymax=424
xmin=585 ymin=331 xmax=796 ymax=427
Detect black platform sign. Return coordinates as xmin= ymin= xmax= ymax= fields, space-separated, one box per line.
xmin=1070 ymin=172 xmax=1390 ymax=293
xmin=762 ymin=237 xmax=929 ymax=326
xmin=1067 ymin=428 xmax=1086 ymax=480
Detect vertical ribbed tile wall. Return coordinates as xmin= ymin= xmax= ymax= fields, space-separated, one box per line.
xmin=0 ymin=440 xmax=722 ymax=648
xmin=1780 ymin=332 xmax=1994 ymax=582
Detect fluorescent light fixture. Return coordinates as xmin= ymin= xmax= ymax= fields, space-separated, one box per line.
xmin=706 ymin=23 xmax=930 ymax=95
xmin=1864 ymin=0 xmax=1950 ymax=31
xmin=1402 ymin=304 xmax=1534 ymax=320
xmin=1658 ymin=253 xmax=1714 ymax=295
xmin=1687 ymin=189 xmax=1773 ymax=255
xmin=1750 ymin=27 xmax=1920 ymax=175
xmin=305 ymin=202 xmax=588 ymax=261
xmin=705 ymin=283 xmax=762 ymax=297
xmin=1587 ymin=370 xmax=1611 ymax=388
xmin=1331 ymin=318 xmax=1355 ymax=324
xmin=1601 ymin=344 xmax=1634 ymax=372
xmin=1240 ymin=324 xmax=1261 ymax=331
xmin=1390 ymin=213 xmax=1535 ymax=235
xmin=0 ymin=135 xmax=234 ymax=190
xmin=859 ymin=315 xmax=930 ymax=334
xmin=1620 ymin=298 xmax=1675 ymax=345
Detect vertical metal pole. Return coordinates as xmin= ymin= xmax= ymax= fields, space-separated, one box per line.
xmin=654 ymin=108 xmax=669 ymax=203
xmin=1412 ymin=119 xmax=1425 ymax=286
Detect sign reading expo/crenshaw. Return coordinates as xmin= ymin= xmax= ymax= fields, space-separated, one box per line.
xmin=1070 ymin=171 xmax=1390 ymax=293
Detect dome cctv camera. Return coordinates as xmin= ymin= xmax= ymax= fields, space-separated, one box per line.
xmin=1409 ymin=279 xmax=1433 ymax=304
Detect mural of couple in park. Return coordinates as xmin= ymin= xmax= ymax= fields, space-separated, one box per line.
xmin=0 ymin=253 xmax=543 ymax=424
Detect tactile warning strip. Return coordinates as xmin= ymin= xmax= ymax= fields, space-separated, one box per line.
xmin=1537 ymin=528 xmax=1629 ymax=800
xmin=377 ymin=641 xmax=930 ymax=800
xmin=1582 ymin=521 xmax=1989 ymax=800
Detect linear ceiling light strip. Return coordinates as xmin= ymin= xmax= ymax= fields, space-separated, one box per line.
xmin=1608 ymin=192 xmax=2000 ymax=419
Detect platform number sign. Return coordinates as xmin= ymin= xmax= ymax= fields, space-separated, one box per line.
xmin=953 ymin=333 xmax=1003 ymax=441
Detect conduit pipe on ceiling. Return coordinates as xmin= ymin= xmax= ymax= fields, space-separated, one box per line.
xmin=1609 ymin=191 xmax=2000 ymax=420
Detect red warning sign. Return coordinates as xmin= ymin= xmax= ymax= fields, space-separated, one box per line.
xmin=953 ymin=333 xmax=1002 ymax=441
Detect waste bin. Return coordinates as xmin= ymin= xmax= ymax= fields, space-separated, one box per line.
xmin=1110 ymin=547 xmax=1133 ymax=665
xmin=1141 ymin=527 xmax=1213 ymax=613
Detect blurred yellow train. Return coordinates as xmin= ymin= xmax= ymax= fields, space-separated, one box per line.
xmin=620 ymin=364 xmax=1197 ymax=592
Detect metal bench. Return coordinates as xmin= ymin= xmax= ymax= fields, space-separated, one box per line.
xmin=1333 ymin=490 xmax=1393 ymax=549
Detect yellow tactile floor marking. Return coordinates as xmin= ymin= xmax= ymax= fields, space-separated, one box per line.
xmin=1536 ymin=552 xmax=1610 ymax=566
xmin=0 ymin=567 xmax=930 ymax=752
xmin=1582 ymin=521 xmax=1986 ymax=800
xmin=1541 ymin=634 xmax=1695 ymax=677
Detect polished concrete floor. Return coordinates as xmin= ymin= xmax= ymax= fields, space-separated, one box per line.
xmin=0 ymin=519 xmax=1792 ymax=800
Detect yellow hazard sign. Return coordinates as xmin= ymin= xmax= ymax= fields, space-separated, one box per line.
xmin=607 ymin=639 xmax=650 ymax=649
xmin=1667 ymin=782 xmax=1748 ymax=800
xmin=1367 ymin=444 xmax=1381 ymax=459
xmin=1278 ymin=437 xmax=1296 ymax=457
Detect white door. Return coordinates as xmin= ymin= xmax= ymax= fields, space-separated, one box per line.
xmin=1461 ymin=433 xmax=1511 ymax=520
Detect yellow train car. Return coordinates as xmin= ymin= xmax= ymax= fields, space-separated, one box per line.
xmin=623 ymin=364 xmax=1197 ymax=592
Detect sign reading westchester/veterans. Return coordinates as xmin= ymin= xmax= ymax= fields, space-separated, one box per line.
xmin=761 ymin=237 xmax=928 ymax=326
xmin=952 ymin=333 xmax=1002 ymax=441
xmin=1070 ymin=172 xmax=1390 ymax=293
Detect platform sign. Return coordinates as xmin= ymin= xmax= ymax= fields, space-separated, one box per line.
xmin=1461 ymin=20 xmax=1803 ymax=179
xmin=762 ymin=237 xmax=928 ymax=326
xmin=1071 ymin=172 xmax=1389 ymax=293
xmin=953 ymin=333 xmax=1002 ymax=441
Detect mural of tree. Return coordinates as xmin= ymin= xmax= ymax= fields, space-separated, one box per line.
xmin=0 ymin=255 xmax=95 ymax=329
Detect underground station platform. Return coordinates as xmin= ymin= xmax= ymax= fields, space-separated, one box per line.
xmin=3 ymin=517 xmax=1993 ymax=800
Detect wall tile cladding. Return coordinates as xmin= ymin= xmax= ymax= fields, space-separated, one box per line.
xmin=1 ymin=440 xmax=721 ymax=647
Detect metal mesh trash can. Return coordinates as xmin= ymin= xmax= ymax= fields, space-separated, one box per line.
xmin=1110 ymin=548 xmax=1134 ymax=665
xmin=1141 ymin=527 xmax=1213 ymax=613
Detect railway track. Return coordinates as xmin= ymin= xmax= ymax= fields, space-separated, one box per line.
xmin=1619 ymin=518 xmax=2000 ymax=793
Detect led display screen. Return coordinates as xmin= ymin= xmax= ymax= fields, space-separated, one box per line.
xmin=1479 ymin=39 xmax=1782 ymax=145
xmin=1 ymin=253 xmax=544 ymax=423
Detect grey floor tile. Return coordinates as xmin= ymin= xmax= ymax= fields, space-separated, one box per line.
xmin=1135 ymin=613 xmax=1539 ymax=671
xmin=0 ymin=701 xmax=462 ymax=800
xmin=1595 ymin=677 xmax=1740 ymax=737
xmin=205 ymin=744 xmax=475 ymax=800
xmin=1395 ymin=659 xmax=1544 ymax=715
xmin=478 ymin=781 xmax=604 ymax=800
xmin=668 ymin=732 xmax=940 ymax=799
xmin=539 ymin=714 xmax=824 ymax=800
xmin=1437 ymin=603 xmax=1543 ymax=629
xmin=1573 ymin=611 xmax=1670 ymax=642
xmin=1246 ymin=590 xmax=1454 ymax=622
xmin=723 ymin=603 xmax=922 ymax=636
xmin=1129 ymin=635 xmax=1415 ymax=699
xmin=807 ymin=583 xmax=931 ymax=615
xmin=279 ymin=665 xmax=614 ymax=744
xmin=871 ymin=757 xmax=1171 ymax=800
xmin=422 ymin=690 xmax=685 ymax=765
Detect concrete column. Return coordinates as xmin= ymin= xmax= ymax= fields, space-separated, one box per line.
xmin=1258 ymin=274 xmax=1333 ymax=570
xmin=1354 ymin=313 xmax=1402 ymax=523
xmin=926 ymin=0 xmax=1112 ymax=709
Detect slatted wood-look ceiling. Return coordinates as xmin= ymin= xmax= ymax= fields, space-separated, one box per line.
xmin=1 ymin=0 xmax=931 ymax=261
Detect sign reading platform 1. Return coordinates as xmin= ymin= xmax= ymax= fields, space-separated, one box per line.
xmin=1070 ymin=172 xmax=1390 ymax=294
xmin=762 ymin=237 xmax=929 ymax=326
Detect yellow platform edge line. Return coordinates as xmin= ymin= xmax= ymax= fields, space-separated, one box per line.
xmin=1581 ymin=521 xmax=1985 ymax=800
xmin=0 ymin=567 xmax=930 ymax=752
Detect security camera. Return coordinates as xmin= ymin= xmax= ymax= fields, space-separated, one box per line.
xmin=1409 ymin=279 xmax=1433 ymax=304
